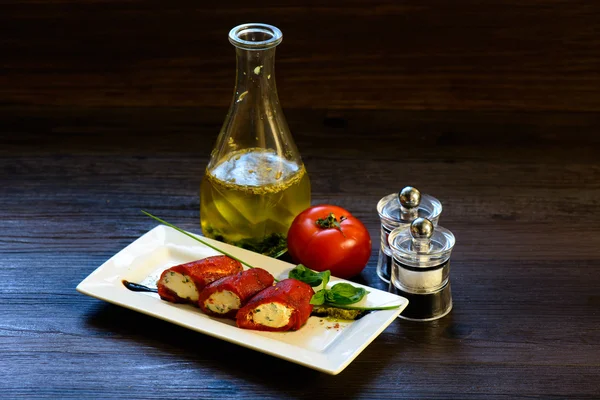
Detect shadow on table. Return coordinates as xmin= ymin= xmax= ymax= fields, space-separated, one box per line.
xmin=85 ymin=302 xmax=404 ymax=397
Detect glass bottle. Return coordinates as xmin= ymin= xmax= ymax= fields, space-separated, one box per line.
xmin=200 ymin=23 xmax=310 ymax=258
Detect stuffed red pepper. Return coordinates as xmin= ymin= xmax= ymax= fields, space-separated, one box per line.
xmin=198 ymin=268 xmax=274 ymax=318
xmin=236 ymin=279 xmax=314 ymax=332
xmin=157 ymin=256 xmax=243 ymax=304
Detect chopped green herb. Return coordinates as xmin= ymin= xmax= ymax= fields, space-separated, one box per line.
xmin=234 ymin=233 xmax=287 ymax=258
xmin=203 ymin=225 xmax=287 ymax=258
xmin=312 ymin=305 xmax=365 ymax=320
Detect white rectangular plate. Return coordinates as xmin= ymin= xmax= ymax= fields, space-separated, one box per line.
xmin=77 ymin=225 xmax=408 ymax=375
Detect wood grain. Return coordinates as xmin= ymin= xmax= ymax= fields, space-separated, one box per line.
xmin=1 ymin=106 xmax=599 ymax=398
xmin=2 ymin=1 xmax=600 ymax=397
xmin=1 ymin=1 xmax=600 ymax=111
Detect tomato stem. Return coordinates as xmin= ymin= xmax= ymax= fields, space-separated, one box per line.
xmin=315 ymin=213 xmax=346 ymax=236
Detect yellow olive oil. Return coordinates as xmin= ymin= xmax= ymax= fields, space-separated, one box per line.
xmin=200 ymin=148 xmax=310 ymax=256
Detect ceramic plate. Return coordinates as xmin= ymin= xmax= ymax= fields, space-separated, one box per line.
xmin=76 ymin=225 xmax=408 ymax=375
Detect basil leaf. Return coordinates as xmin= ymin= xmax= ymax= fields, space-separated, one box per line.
xmin=289 ymin=264 xmax=320 ymax=286
xmin=310 ymin=289 xmax=326 ymax=305
xmin=325 ymin=283 xmax=369 ymax=305
xmin=289 ymin=266 xmax=367 ymax=306
xmin=320 ymin=270 xmax=331 ymax=290
xmin=289 ymin=264 xmax=330 ymax=288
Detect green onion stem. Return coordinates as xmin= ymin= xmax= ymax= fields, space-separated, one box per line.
xmin=142 ymin=211 xmax=280 ymax=282
xmin=321 ymin=302 xmax=401 ymax=311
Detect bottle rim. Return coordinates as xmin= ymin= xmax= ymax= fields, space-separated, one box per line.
xmin=229 ymin=23 xmax=283 ymax=50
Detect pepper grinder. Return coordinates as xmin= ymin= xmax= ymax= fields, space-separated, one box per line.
xmin=388 ymin=218 xmax=456 ymax=321
xmin=376 ymin=187 xmax=442 ymax=283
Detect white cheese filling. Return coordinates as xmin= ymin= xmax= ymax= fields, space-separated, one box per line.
xmin=204 ymin=290 xmax=241 ymax=314
xmin=162 ymin=271 xmax=198 ymax=302
xmin=251 ymin=302 xmax=292 ymax=328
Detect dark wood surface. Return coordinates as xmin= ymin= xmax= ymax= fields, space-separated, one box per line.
xmin=2 ymin=0 xmax=600 ymax=111
xmin=2 ymin=1 xmax=600 ymax=399
xmin=1 ymin=106 xmax=599 ymax=399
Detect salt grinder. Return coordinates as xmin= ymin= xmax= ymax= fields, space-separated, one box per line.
xmin=388 ymin=217 xmax=456 ymax=321
xmin=376 ymin=187 xmax=442 ymax=283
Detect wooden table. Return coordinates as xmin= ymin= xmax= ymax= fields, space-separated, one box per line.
xmin=2 ymin=106 xmax=599 ymax=399
xmin=2 ymin=1 xmax=600 ymax=398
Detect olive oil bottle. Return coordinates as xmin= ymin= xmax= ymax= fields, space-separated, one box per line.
xmin=200 ymin=24 xmax=311 ymax=256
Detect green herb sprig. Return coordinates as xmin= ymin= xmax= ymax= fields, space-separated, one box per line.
xmin=288 ymin=265 xmax=400 ymax=311
xmin=142 ymin=211 xmax=279 ymax=282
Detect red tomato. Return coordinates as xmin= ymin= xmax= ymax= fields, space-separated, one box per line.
xmin=287 ymin=205 xmax=372 ymax=279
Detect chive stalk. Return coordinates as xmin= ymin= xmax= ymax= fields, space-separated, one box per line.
xmin=321 ymin=303 xmax=401 ymax=311
xmin=142 ymin=210 xmax=260 ymax=271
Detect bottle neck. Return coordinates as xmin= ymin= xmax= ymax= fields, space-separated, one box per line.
xmin=208 ymin=23 xmax=303 ymax=172
xmin=234 ymin=48 xmax=278 ymax=103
